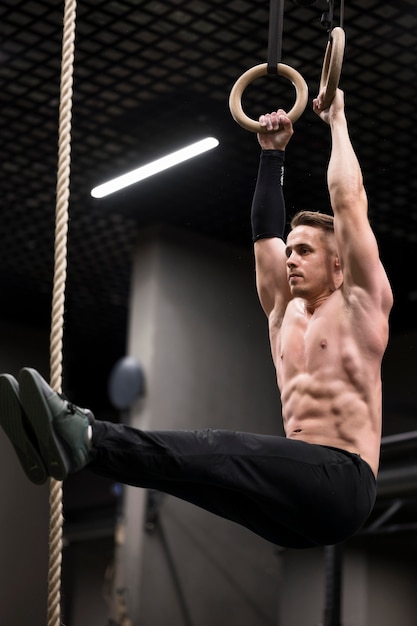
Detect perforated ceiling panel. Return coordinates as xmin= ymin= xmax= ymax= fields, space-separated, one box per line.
xmin=0 ymin=0 xmax=417 ymax=376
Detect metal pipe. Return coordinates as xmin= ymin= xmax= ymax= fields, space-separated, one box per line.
xmin=381 ymin=430 xmax=417 ymax=451
xmin=323 ymin=543 xmax=343 ymax=626
xmin=377 ymin=464 xmax=417 ymax=499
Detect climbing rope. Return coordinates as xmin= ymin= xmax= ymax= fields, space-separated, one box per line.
xmin=48 ymin=0 xmax=77 ymax=624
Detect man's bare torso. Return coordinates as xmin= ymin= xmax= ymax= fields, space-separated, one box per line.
xmin=270 ymin=287 xmax=389 ymax=477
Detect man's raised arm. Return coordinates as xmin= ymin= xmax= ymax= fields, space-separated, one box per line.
xmin=251 ymin=111 xmax=294 ymax=318
xmin=313 ymin=89 xmax=392 ymax=308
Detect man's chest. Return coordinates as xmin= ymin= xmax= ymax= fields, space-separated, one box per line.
xmin=272 ymin=298 xmax=347 ymax=379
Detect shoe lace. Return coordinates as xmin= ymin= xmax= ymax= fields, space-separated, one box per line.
xmin=59 ymin=392 xmax=76 ymax=414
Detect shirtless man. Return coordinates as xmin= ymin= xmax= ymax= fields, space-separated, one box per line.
xmin=0 ymin=90 xmax=393 ymax=548
xmin=253 ymin=88 xmax=393 ymax=478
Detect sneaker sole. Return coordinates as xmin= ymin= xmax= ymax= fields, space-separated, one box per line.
xmin=19 ymin=368 xmax=70 ymax=481
xmin=0 ymin=374 xmax=47 ymax=485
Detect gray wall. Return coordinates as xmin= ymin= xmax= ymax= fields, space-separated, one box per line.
xmin=0 ymin=321 xmax=50 ymax=626
xmin=279 ymin=546 xmax=417 ymax=626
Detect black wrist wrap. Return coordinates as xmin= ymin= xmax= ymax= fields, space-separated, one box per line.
xmin=251 ymin=150 xmax=286 ymax=242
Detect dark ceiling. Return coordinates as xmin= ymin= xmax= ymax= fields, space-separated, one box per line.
xmin=1 ymin=0 xmax=417 ymax=394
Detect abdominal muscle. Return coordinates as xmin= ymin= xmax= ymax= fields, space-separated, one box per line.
xmin=281 ymin=374 xmax=381 ymax=477
xmin=271 ymin=297 xmax=384 ymax=478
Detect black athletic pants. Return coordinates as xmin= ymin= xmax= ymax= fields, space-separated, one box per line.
xmin=89 ymin=422 xmax=376 ymax=548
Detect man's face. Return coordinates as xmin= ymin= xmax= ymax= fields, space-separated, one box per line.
xmin=285 ymin=225 xmax=337 ymax=299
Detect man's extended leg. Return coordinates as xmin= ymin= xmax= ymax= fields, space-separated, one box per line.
xmin=0 ymin=368 xmax=376 ymax=548
xmin=88 ymin=421 xmax=376 ymax=547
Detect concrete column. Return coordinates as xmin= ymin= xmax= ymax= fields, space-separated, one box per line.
xmin=121 ymin=227 xmax=283 ymax=625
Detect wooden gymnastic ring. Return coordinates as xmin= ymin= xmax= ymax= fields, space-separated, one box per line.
xmin=319 ymin=27 xmax=345 ymax=109
xmin=229 ymin=63 xmax=308 ymax=133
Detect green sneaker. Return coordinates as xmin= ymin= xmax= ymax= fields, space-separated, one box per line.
xmin=0 ymin=374 xmax=48 ymax=485
xmin=19 ymin=367 xmax=94 ymax=481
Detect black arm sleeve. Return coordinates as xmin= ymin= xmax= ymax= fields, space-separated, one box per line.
xmin=250 ymin=149 xmax=286 ymax=242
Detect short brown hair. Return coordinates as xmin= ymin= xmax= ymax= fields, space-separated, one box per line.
xmin=290 ymin=210 xmax=334 ymax=233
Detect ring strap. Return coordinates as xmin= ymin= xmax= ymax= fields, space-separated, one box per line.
xmin=267 ymin=0 xmax=284 ymax=74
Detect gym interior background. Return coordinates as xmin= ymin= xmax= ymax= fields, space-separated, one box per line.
xmin=1 ymin=1 xmax=417 ymax=624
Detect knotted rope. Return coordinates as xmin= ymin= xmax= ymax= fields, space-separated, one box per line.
xmin=48 ymin=0 xmax=77 ymax=623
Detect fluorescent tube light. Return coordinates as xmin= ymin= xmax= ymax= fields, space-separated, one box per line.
xmin=91 ymin=136 xmax=219 ymax=199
